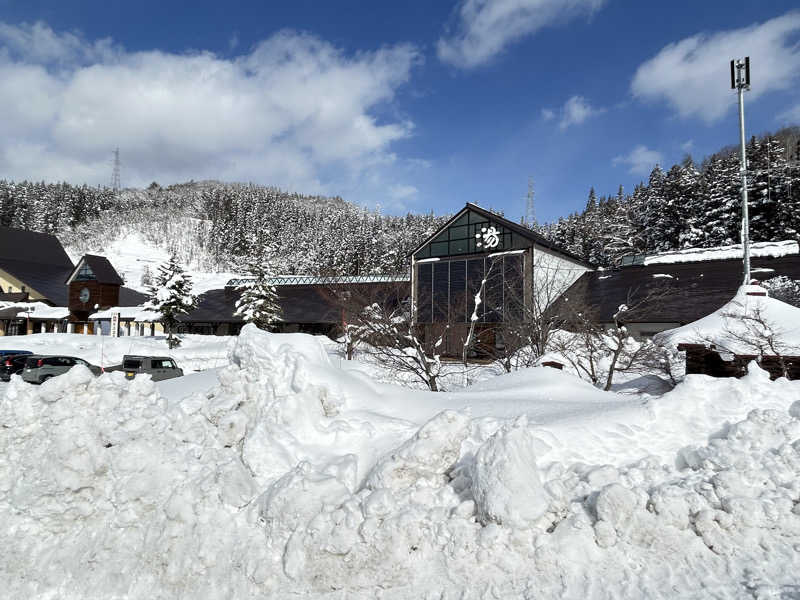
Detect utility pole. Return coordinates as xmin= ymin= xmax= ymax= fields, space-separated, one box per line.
xmin=730 ymin=57 xmax=751 ymax=285
xmin=110 ymin=147 xmax=121 ymax=194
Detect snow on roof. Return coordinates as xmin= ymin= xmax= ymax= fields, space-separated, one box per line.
xmin=89 ymin=306 xmax=160 ymax=321
xmin=0 ymin=301 xmax=70 ymax=320
xmin=655 ymin=285 xmax=800 ymax=355
xmin=643 ymin=240 xmax=799 ymax=266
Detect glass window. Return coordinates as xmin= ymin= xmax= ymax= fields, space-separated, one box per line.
xmin=75 ymin=262 xmax=96 ymax=281
xmin=430 ymin=241 xmax=449 ymax=257
xmin=485 ymin=257 xmax=504 ymax=323
xmin=123 ymin=358 xmax=142 ymax=369
xmin=504 ymin=254 xmax=525 ymax=322
xmin=449 ymin=260 xmax=467 ymax=323
xmin=433 ymin=262 xmax=449 ymax=322
xmin=417 ymin=263 xmax=433 ymax=324
xmin=414 ymin=209 xmax=529 ymax=260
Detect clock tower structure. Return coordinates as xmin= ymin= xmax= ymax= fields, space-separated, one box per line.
xmin=66 ymin=255 xmax=124 ymax=330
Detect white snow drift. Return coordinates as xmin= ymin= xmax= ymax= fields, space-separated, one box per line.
xmin=1 ymin=324 xmax=800 ymax=598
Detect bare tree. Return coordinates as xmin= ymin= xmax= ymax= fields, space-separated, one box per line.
xmin=552 ymin=282 xmax=676 ymax=391
xmin=705 ymin=300 xmax=800 ymax=379
xmin=479 ymin=252 xmax=589 ymax=373
xmin=330 ymin=281 xmax=449 ymax=391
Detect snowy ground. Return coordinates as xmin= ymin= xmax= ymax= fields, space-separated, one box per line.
xmin=1 ymin=325 xmax=800 ymax=598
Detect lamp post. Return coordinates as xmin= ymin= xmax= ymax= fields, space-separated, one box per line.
xmin=730 ymin=57 xmax=751 ymax=285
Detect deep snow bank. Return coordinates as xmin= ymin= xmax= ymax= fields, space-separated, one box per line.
xmin=1 ymin=325 xmax=800 ymax=598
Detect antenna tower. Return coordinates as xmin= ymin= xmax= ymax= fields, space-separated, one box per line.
xmin=525 ymin=176 xmax=535 ymax=227
xmin=730 ymin=57 xmax=751 ymax=285
xmin=110 ymin=147 xmax=121 ymax=193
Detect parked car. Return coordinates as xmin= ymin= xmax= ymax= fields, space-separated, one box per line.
xmin=118 ymin=355 xmax=184 ymax=382
xmin=21 ymin=355 xmax=102 ymax=384
xmin=0 ymin=349 xmax=32 ymax=358
xmin=0 ymin=353 xmax=33 ymax=382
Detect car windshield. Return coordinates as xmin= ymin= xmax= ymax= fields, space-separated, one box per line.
xmin=123 ymin=359 xmax=142 ymax=369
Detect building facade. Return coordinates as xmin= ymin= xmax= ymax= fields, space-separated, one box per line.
xmin=411 ymin=203 xmax=591 ymax=355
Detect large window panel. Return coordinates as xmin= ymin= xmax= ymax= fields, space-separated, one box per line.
xmin=467 ymin=258 xmax=484 ymax=322
xmin=449 ymin=260 xmax=467 ymax=323
xmin=504 ymin=254 xmax=525 ymax=322
xmin=433 ymin=262 xmax=449 ymax=322
xmin=417 ymin=263 xmax=433 ymax=324
xmin=485 ymin=257 xmax=504 ymax=323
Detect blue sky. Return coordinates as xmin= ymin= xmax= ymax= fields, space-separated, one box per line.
xmin=1 ymin=1 xmax=799 ymax=223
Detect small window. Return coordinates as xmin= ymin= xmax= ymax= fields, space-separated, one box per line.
xmin=75 ymin=262 xmax=96 ymax=281
xmin=123 ymin=359 xmax=142 ymax=370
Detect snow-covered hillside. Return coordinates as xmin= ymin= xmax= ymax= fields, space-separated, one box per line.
xmin=1 ymin=325 xmax=799 ymax=598
xmin=65 ymin=229 xmax=239 ymax=295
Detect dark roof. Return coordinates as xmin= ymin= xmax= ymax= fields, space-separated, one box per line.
xmin=563 ymin=254 xmax=800 ymax=324
xmin=0 ymin=226 xmax=73 ymax=268
xmin=411 ymin=203 xmax=592 ymax=267
xmin=66 ymin=255 xmax=124 ymax=285
xmin=119 ymin=287 xmax=148 ymax=306
xmin=0 ymin=227 xmax=74 ymax=304
xmin=0 ymin=259 xmax=73 ymax=305
xmin=179 ymin=281 xmax=409 ymax=325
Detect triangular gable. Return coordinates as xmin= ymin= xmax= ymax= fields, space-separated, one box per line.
xmin=413 ymin=206 xmax=529 ymax=260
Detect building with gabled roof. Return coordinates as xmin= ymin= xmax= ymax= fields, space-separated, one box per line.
xmin=410 ymin=202 xmax=592 ymax=356
xmin=0 ymin=226 xmax=74 ymax=305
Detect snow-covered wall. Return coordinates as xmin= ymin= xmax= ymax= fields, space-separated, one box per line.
xmin=532 ymin=244 xmax=591 ymax=311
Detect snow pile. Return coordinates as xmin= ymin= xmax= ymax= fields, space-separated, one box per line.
xmin=657 ymin=285 xmax=800 ymax=354
xmin=2 ymin=325 xmax=800 ymax=598
xmin=0 ymin=301 xmax=70 ymax=319
xmin=643 ymin=240 xmax=799 ymax=265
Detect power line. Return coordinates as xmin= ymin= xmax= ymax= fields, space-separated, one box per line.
xmin=110 ymin=147 xmax=121 ymax=193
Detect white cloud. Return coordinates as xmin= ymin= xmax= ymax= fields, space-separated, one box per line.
xmin=778 ymin=103 xmax=800 ymax=124
xmin=631 ymin=11 xmax=800 ymax=123
xmin=0 ymin=22 xmax=421 ymax=203
xmin=612 ymin=145 xmax=663 ymax=176
xmin=540 ymin=107 xmax=555 ymax=121
xmin=558 ymin=95 xmax=603 ymax=130
xmin=389 ymin=184 xmax=418 ymax=200
xmin=681 ymin=139 xmax=694 ymax=152
xmin=437 ymin=0 xmax=606 ymax=69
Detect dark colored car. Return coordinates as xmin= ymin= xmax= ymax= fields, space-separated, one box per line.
xmin=21 ymin=355 xmax=102 ymax=384
xmin=0 ymin=353 xmax=32 ymax=382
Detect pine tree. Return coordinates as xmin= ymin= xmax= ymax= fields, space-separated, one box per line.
xmin=147 ymin=254 xmax=197 ymax=349
xmin=234 ymin=243 xmax=282 ymax=331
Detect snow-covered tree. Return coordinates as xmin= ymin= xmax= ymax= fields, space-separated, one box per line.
xmin=234 ymin=244 xmax=282 ymax=331
xmin=147 ymin=254 xmax=197 ymax=349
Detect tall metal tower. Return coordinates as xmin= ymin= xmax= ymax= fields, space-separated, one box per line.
xmin=525 ymin=176 xmax=535 ymax=227
xmin=730 ymin=57 xmax=751 ymax=285
xmin=110 ymin=147 xmax=121 ymax=193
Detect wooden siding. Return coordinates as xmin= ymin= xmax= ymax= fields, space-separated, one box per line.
xmin=678 ymin=343 xmax=800 ymax=380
